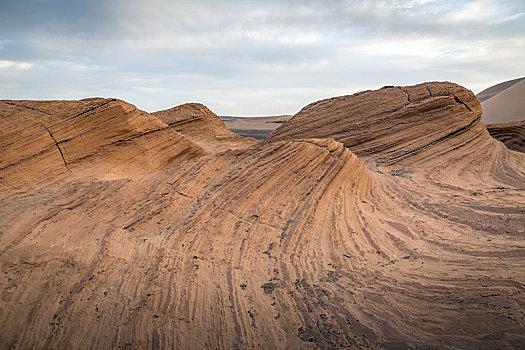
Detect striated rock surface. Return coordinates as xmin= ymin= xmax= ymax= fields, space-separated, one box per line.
xmin=153 ymin=103 xmax=255 ymax=153
xmin=0 ymin=98 xmax=206 ymax=192
xmin=268 ymin=82 xmax=488 ymax=166
xmin=268 ymin=82 xmax=524 ymax=192
xmin=487 ymin=120 xmax=525 ymax=153
xmin=1 ymin=84 xmax=524 ymax=349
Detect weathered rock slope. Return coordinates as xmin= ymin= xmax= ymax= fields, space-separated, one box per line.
xmin=1 ymin=84 xmax=524 ymax=349
xmin=0 ymin=98 xmax=205 ymax=192
xmin=269 ymin=82 xmax=488 ymax=166
xmin=487 ymin=120 xmax=525 ymax=153
xmin=153 ymin=103 xmax=255 ymax=153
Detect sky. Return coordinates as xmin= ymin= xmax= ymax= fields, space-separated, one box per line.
xmin=0 ymin=0 xmax=524 ymax=116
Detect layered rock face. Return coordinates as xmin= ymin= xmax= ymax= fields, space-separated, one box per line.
xmin=268 ymin=82 xmax=487 ymax=166
xmin=1 ymin=85 xmax=524 ymax=349
xmin=487 ymin=120 xmax=525 ymax=153
xmin=153 ymin=103 xmax=255 ymax=153
xmin=0 ymin=98 xmax=205 ymax=192
xmin=268 ymin=82 xmax=524 ymax=191
xmin=1 ymin=137 xmax=377 ymax=349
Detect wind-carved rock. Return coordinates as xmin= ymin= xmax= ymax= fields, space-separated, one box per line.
xmin=0 ymin=98 xmax=206 ymax=191
xmin=268 ymin=82 xmax=487 ymax=166
xmin=153 ymin=103 xmax=255 ymax=153
xmin=0 ymin=83 xmax=524 ymax=349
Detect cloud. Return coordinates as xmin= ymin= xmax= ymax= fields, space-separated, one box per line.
xmin=0 ymin=60 xmax=34 ymax=70
xmin=0 ymin=0 xmax=524 ymax=115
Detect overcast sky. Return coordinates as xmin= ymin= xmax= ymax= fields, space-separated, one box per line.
xmin=1 ymin=0 xmax=524 ymax=116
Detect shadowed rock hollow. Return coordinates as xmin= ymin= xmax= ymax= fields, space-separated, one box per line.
xmin=487 ymin=120 xmax=525 ymax=153
xmin=1 ymin=83 xmax=524 ymax=349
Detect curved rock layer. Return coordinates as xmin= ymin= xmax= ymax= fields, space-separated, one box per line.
xmin=0 ymin=98 xmax=206 ymax=192
xmin=487 ymin=120 xmax=525 ymax=153
xmin=1 ymin=85 xmax=524 ymax=349
xmin=153 ymin=103 xmax=255 ymax=153
xmin=269 ymin=82 xmax=489 ymax=165
xmin=268 ymin=82 xmax=524 ymax=193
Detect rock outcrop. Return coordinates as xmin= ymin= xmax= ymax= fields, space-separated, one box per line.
xmin=153 ymin=103 xmax=255 ymax=153
xmin=487 ymin=120 xmax=525 ymax=153
xmin=268 ymin=82 xmax=488 ymax=166
xmin=0 ymin=98 xmax=205 ymax=192
xmin=1 ymin=85 xmax=524 ymax=349
xmin=268 ymin=82 xmax=524 ymax=191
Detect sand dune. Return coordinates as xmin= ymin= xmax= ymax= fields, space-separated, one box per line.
xmin=1 ymin=83 xmax=524 ymax=349
xmin=477 ymin=77 xmax=524 ymax=103
xmin=478 ymin=78 xmax=525 ymax=124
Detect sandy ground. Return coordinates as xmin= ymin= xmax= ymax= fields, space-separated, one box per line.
xmin=0 ymin=83 xmax=524 ymax=349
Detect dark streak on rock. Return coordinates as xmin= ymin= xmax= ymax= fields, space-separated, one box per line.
xmin=41 ymin=123 xmax=70 ymax=171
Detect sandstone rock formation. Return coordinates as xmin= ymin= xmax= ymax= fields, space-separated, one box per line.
xmin=1 ymin=83 xmax=524 ymax=349
xmin=153 ymin=103 xmax=255 ymax=153
xmin=487 ymin=120 xmax=525 ymax=153
xmin=0 ymin=98 xmax=205 ymax=192
xmin=268 ymin=82 xmax=488 ymax=166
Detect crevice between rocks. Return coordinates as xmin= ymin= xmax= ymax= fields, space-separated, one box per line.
xmin=41 ymin=123 xmax=70 ymax=171
xmin=2 ymin=101 xmax=53 ymax=115
xmin=454 ymin=96 xmax=473 ymax=112
xmin=397 ymin=87 xmax=412 ymax=103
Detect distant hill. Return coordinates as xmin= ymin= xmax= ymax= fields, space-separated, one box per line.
xmin=221 ymin=115 xmax=292 ymax=139
xmin=477 ymin=77 xmax=525 ymax=124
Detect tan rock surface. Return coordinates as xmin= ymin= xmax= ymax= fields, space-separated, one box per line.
xmin=0 ymin=98 xmax=206 ymax=193
xmin=1 ymin=84 xmax=524 ymax=349
xmin=268 ymin=82 xmax=487 ymax=166
xmin=153 ymin=103 xmax=256 ymax=153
